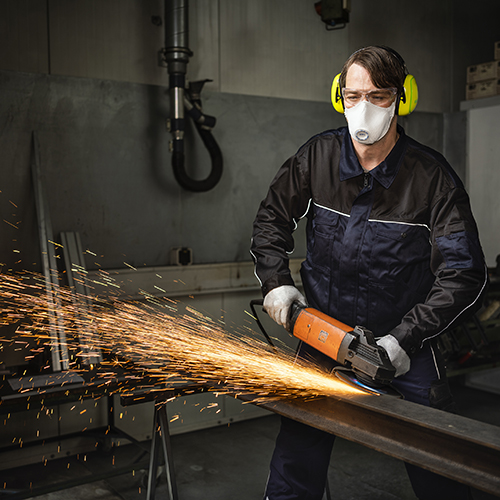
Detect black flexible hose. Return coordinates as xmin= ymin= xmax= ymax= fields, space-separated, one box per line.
xmin=249 ymin=299 xmax=277 ymax=350
xmin=171 ymin=116 xmax=223 ymax=192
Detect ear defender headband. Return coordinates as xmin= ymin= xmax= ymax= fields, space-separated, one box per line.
xmin=331 ymin=47 xmax=418 ymax=116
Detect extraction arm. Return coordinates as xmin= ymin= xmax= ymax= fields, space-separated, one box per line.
xmin=162 ymin=0 xmax=223 ymax=192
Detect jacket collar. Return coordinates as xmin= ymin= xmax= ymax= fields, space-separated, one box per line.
xmin=339 ymin=125 xmax=407 ymax=189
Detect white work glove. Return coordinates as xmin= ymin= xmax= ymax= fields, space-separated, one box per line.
xmin=376 ymin=334 xmax=411 ymax=378
xmin=263 ymin=285 xmax=307 ymax=329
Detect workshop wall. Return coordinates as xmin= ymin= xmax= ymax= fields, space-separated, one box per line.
xmin=0 ymin=69 xmax=345 ymax=271
xmin=2 ymin=1 xmax=499 ymax=111
xmin=0 ymin=0 xmax=496 ymax=272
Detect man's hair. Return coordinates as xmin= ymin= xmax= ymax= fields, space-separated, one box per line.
xmin=339 ymin=46 xmax=407 ymax=96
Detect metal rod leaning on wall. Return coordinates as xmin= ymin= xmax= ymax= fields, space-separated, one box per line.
xmin=60 ymin=231 xmax=102 ymax=365
xmin=245 ymin=391 xmax=500 ymax=497
xmin=31 ymin=131 xmax=69 ymax=371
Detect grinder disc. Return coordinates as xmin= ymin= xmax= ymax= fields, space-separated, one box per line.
xmin=333 ymin=367 xmax=402 ymax=397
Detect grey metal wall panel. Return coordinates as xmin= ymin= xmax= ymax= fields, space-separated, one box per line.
xmin=47 ymin=0 xmax=218 ymax=89
xmin=348 ymin=0 xmax=453 ymax=113
xmin=219 ymin=0 xmax=349 ymax=101
xmin=0 ymin=70 xmax=345 ymax=271
xmin=2 ymin=0 xmax=500 ymax=114
xmin=443 ymin=111 xmax=466 ymax=183
xmin=0 ymin=0 xmax=49 ymax=73
xmin=188 ymin=0 xmax=220 ymax=93
xmin=49 ymin=0 xmax=168 ymax=86
xmin=399 ymin=112 xmax=444 ymax=158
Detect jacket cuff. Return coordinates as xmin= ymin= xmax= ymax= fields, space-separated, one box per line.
xmin=388 ymin=325 xmax=419 ymax=356
xmin=261 ymin=274 xmax=295 ymax=297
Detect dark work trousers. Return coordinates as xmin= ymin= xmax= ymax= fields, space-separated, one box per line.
xmin=264 ymin=341 xmax=472 ymax=500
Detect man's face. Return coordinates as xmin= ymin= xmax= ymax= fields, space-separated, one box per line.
xmin=344 ymin=64 xmax=397 ymax=109
xmin=343 ymin=63 xmax=398 ymax=146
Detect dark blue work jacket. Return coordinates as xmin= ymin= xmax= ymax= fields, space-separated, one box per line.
xmin=251 ymin=126 xmax=487 ymax=356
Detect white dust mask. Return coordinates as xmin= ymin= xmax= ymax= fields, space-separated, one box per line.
xmin=344 ymin=100 xmax=396 ymax=145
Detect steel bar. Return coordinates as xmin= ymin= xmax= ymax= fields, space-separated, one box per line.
xmin=60 ymin=231 xmax=102 ymax=364
xmin=251 ymin=391 xmax=500 ymax=497
xmin=30 ymin=132 xmax=69 ymax=371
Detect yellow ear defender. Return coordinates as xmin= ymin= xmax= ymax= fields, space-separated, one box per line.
xmin=331 ymin=73 xmax=344 ymax=113
xmin=330 ymin=68 xmax=419 ymax=116
xmin=398 ymin=74 xmax=418 ymax=116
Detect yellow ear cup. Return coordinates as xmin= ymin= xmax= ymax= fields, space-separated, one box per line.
xmin=331 ymin=73 xmax=344 ymax=113
xmin=398 ymin=74 xmax=418 ymax=116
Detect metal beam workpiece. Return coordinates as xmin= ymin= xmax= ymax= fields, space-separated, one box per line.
xmin=251 ymin=390 xmax=500 ymax=497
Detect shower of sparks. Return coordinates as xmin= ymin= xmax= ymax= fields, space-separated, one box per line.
xmin=0 ymin=271 xmax=362 ymax=401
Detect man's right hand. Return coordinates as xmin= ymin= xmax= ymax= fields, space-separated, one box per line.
xmin=263 ymin=285 xmax=307 ymax=329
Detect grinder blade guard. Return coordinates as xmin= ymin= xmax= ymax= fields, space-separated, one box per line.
xmin=288 ymin=302 xmax=397 ymax=390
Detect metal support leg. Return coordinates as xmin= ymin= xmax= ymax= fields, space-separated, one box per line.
xmin=146 ymin=404 xmax=179 ymax=500
xmin=146 ymin=416 xmax=160 ymax=500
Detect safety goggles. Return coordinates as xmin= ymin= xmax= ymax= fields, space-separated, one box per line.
xmin=342 ymin=87 xmax=397 ymax=107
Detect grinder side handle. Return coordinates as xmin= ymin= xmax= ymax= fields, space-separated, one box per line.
xmin=340 ymin=326 xmax=396 ymax=385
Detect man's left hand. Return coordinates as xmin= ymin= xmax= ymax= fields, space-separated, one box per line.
xmin=377 ymin=335 xmax=411 ymax=377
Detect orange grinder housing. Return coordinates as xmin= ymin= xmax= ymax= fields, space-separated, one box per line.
xmin=288 ymin=303 xmax=396 ymax=386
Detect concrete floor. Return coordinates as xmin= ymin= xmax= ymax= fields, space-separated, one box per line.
xmin=2 ymin=379 xmax=498 ymax=500
xmin=12 ymin=415 xmax=415 ymax=500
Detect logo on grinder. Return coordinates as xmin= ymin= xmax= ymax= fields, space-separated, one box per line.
xmin=318 ymin=330 xmax=329 ymax=343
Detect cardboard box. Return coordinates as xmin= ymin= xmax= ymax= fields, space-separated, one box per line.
xmin=466 ymin=79 xmax=500 ymax=100
xmin=495 ymin=41 xmax=500 ymax=61
xmin=466 ymin=60 xmax=500 ymax=84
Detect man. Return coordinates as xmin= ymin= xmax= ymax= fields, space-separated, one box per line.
xmin=250 ymin=46 xmax=487 ymax=500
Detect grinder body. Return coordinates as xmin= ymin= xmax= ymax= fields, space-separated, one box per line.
xmin=289 ymin=303 xmax=396 ymax=387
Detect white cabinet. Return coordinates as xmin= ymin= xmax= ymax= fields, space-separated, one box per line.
xmin=461 ymin=95 xmax=500 ymax=267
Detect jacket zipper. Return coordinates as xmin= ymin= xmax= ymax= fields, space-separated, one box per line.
xmin=364 ymin=172 xmax=370 ymax=188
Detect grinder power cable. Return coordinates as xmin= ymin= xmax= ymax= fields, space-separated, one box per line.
xmin=250 ymin=299 xmax=400 ymax=396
